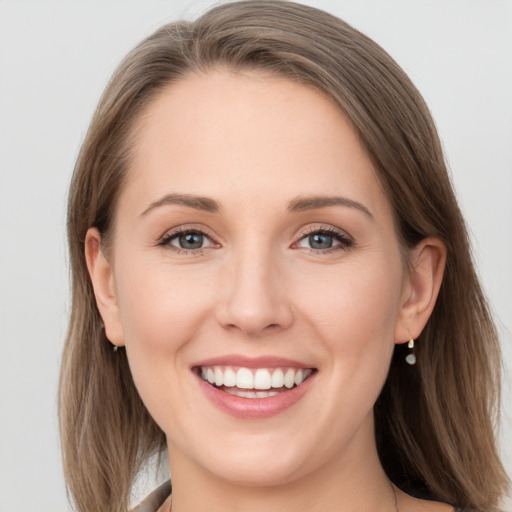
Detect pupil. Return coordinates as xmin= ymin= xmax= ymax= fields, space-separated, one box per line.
xmin=309 ymin=233 xmax=333 ymax=249
xmin=179 ymin=232 xmax=203 ymax=249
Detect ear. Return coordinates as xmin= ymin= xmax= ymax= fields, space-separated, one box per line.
xmin=395 ymin=237 xmax=446 ymax=343
xmin=85 ymin=228 xmax=125 ymax=348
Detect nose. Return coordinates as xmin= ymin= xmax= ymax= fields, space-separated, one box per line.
xmin=215 ymin=245 xmax=294 ymax=337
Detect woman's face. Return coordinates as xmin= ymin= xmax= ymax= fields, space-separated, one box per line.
xmin=98 ymin=70 xmax=412 ymax=485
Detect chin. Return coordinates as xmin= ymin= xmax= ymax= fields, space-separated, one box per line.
xmin=190 ymin=434 xmax=320 ymax=488
xmin=207 ymin=457 xmax=307 ymax=488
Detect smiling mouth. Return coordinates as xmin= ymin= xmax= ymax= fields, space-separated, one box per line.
xmin=196 ymin=366 xmax=315 ymax=398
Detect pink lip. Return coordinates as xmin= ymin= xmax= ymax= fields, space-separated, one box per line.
xmin=194 ymin=369 xmax=316 ymax=420
xmin=192 ymin=354 xmax=313 ymax=369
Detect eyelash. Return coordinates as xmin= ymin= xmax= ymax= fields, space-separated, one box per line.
xmin=294 ymin=226 xmax=353 ymax=254
xmin=158 ymin=225 xmax=353 ymax=255
xmin=158 ymin=226 xmax=219 ymax=255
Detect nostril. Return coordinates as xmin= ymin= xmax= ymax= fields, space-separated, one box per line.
xmin=224 ymin=322 xmax=279 ymax=332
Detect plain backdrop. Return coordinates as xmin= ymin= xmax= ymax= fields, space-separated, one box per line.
xmin=0 ymin=1 xmax=511 ymax=510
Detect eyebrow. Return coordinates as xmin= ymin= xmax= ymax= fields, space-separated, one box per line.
xmin=287 ymin=195 xmax=374 ymax=219
xmin=140 ymin=193 xmax=221 ymax=216
xmin=140 ymin=193 xmax=372 ymax=219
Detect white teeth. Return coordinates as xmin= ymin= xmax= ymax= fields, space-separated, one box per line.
xmin=284 ymin=369 xmax=295 ymax=389
xmin=271 ymin=369 xmax=284 ymax=388
xmin=214 ymin=367 xmax=223 ymax=387
xmin=224 ymin=388 xmax=281 ymax=399
xmin=236 ymin=368 xmax=254 ymax=389
xmin=223 ymin=368 xmax=236 ymax=387
xmin=199 ymin=365 xmax=313 ymax=392
xmin=256 ymin=390 xmax=279 ymax=398
xmin=254 ymin=369 xmax=272 ymax=390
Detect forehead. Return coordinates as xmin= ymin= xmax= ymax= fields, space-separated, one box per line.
xmin=122 ymin=70 xmax=390 ymax=217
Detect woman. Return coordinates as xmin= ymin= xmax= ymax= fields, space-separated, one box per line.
xmin=58 ymin=1 xmax=509 ymax=511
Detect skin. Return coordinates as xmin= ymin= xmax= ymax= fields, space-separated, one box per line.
xmin=86 ymin=70 xmax=448 ymax=512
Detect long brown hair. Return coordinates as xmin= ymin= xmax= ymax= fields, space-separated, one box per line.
xmin=59 ymin=2 xmax=509 ymax=511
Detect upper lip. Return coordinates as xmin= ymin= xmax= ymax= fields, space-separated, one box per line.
xmin=191 ymin=354 xmax=315 ymax=369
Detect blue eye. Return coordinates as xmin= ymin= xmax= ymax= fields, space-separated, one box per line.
xmin=308 ymin=233 xmax=334 ymax=249
xmin=161 ymin=230 xmax=216 ymax=251
xmin=296 ymin=228 xmax=352 ymax=251
xmin=173 ymin=232 xmax=205 ymax=249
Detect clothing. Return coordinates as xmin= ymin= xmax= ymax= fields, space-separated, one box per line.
xmin=132 ymin=481 xmax=464 ymax=512
xmin=132 ymin=481 xmax=172 ymax=512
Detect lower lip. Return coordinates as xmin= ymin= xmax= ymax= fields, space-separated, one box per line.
xmin=195 ymin=372 xmax=316 ymax=419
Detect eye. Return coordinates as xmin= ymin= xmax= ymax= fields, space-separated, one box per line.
xmin=302 ymin=232 xmax=335 ymax=250
xmin=295 ymin=228 xmax=353 ymax=252
xmin=160 ymin=229 xmax=217 ymax=252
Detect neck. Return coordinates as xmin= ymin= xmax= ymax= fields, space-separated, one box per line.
xmin=167 ymin=417 xmax=397 ymax=512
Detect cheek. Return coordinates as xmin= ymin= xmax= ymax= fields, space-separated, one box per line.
xmin=296 ymin=258 xmax=403 ymax=342
xmin=113 ymin=260 xmax=219 ymax=425
xmin=292 ymin=258 xmax=403 ymax=433
xmin=292 ymin=254 xmax=404 ymax=409
xmin=112 ymin=257 xmax=217 ymax=396
xmin=115 ymin=254 xmax=215 ymax=345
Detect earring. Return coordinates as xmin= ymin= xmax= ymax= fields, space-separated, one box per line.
xmin=113 ymin=345 xmax=119 ymax=352
xmin=405 ymin=338 xmax=416 ymax=365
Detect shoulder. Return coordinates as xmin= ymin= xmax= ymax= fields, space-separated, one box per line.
xmin=397 ymin=488 xmax=458 ymax=512
xmin=131 ymin=481 xmax=172 ymax=512
xmin=405 ymin=499 xmax=457 ymax=512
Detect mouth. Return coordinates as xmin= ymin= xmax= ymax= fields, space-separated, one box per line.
xmin=194 ymin=365 xmax=315 ymax=399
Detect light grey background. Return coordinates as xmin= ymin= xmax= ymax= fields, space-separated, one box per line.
xmin=0 ymin=1 xmax=510 ymax=510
